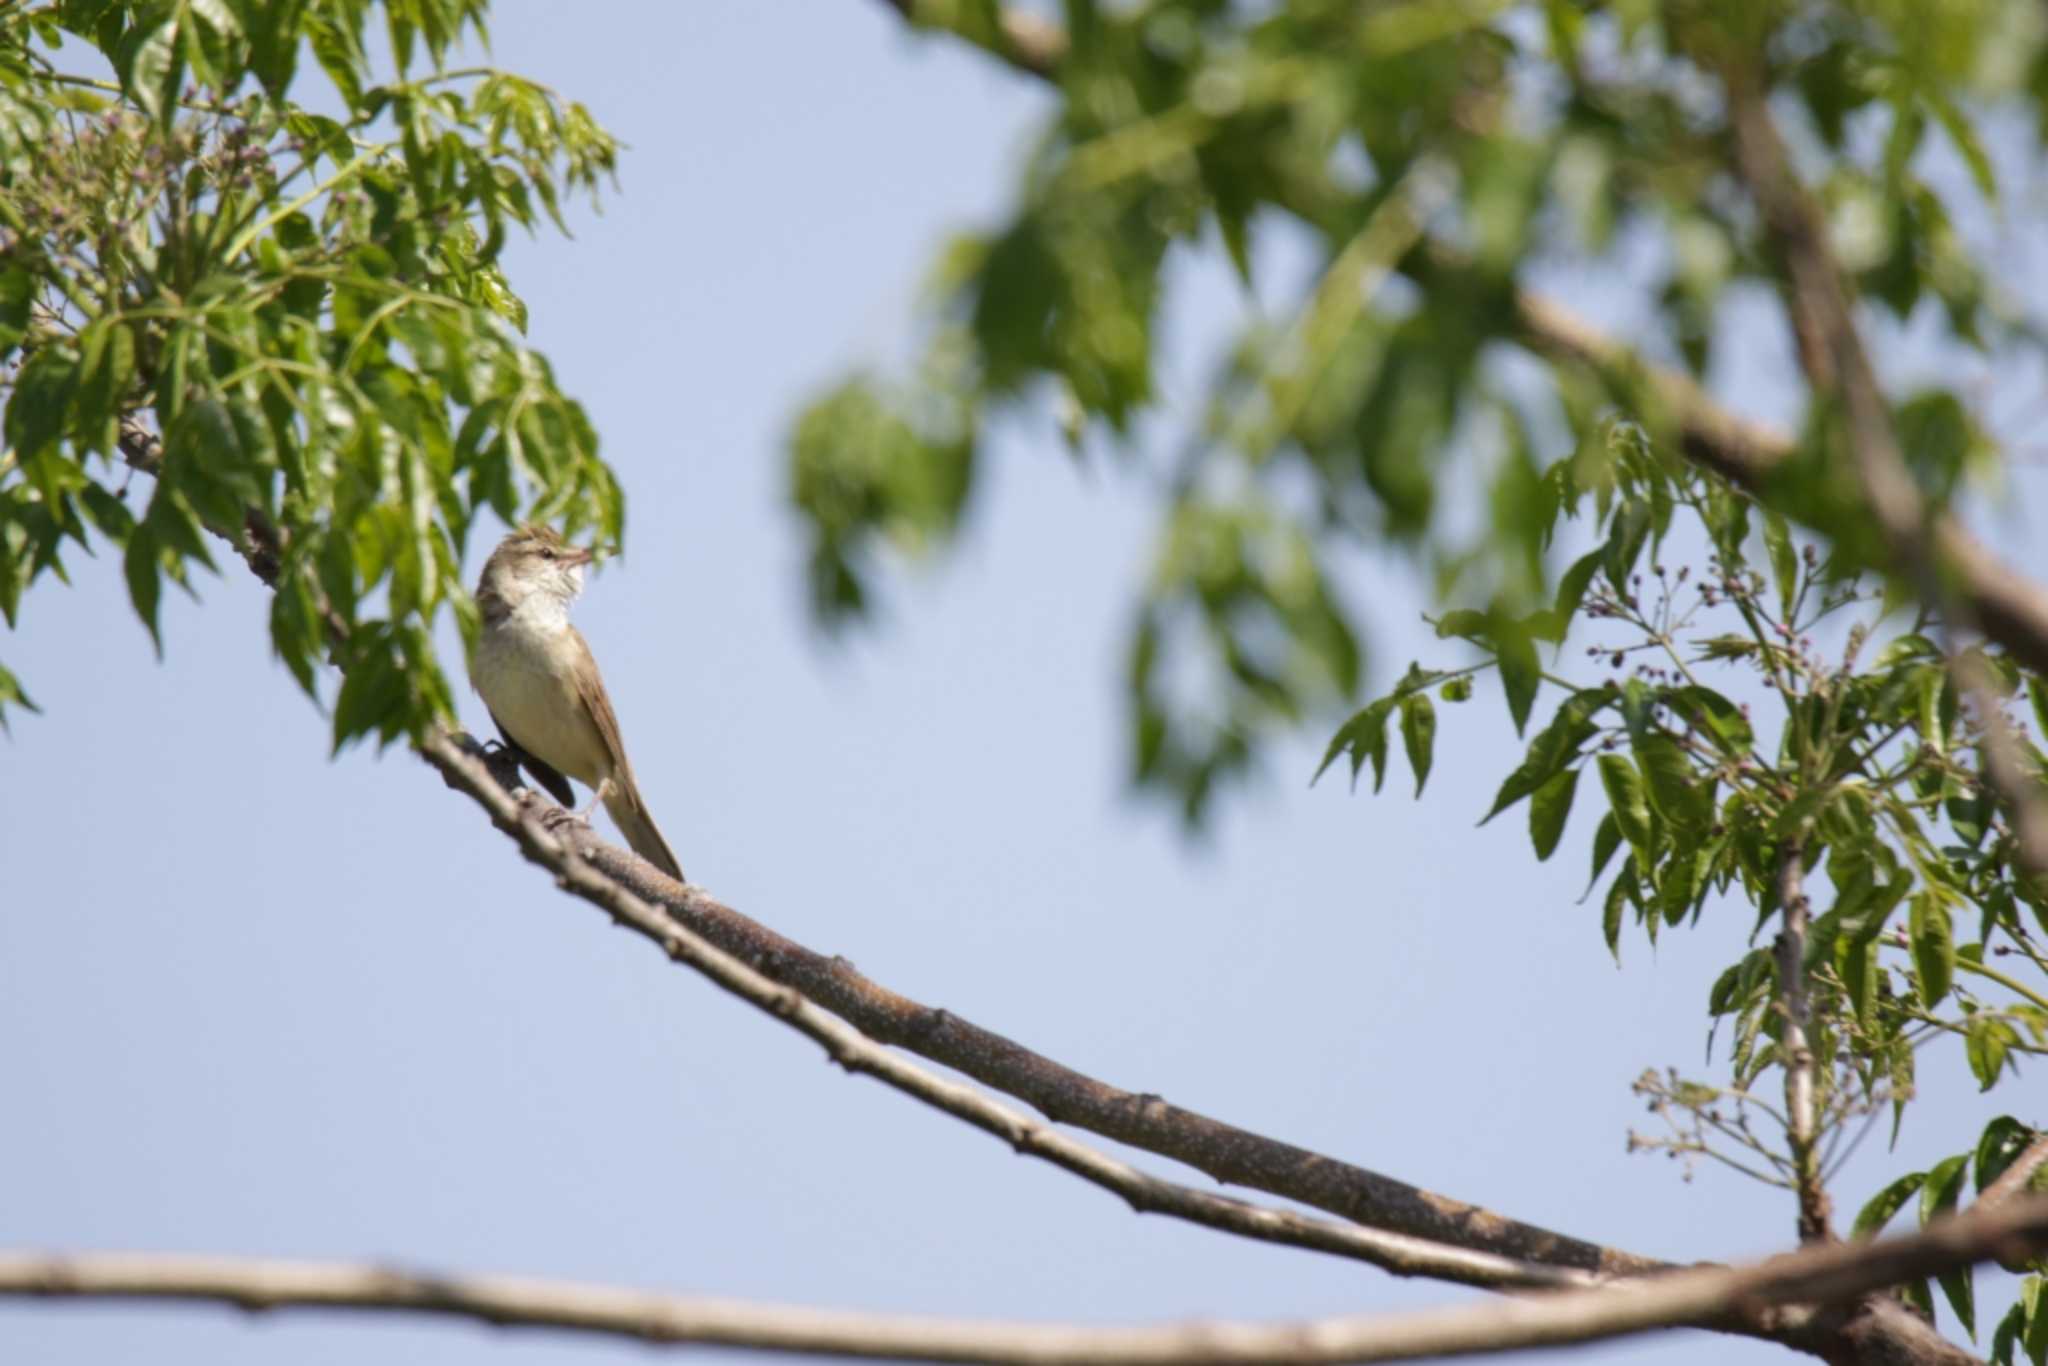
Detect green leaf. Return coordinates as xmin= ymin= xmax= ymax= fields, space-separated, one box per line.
xmin=1940 ymin=1262 xmax=1978 ymax=1341
xmin=1836 ymin=932 xmax=1879 ymax=1029
xmin=1761 ymin=509 xmax=1798 ymax=618
xmin=0 ymin=263 xmax=31 ymax=362
xmin=1918 ymin=664 xmax=1948 ymax=753
xmin=1439 ymin=675 xmax=1472 ymax=703
xmin=1965 ymin=1015 xmax=2018 ymax=1091
xmin=1498 ymin=623 xmax=1540 ymax=735
xmin=1585 ymin=810 xmax=1621 ymax=897
xmin=1602 ymin=859 xmax=1630 ymax=960
xmin=1598 ymin=753 xmax=1655 ymax=863
xmin=1634 ymin=733 xmax=1707 ymax=832
xmin=1927 ymin=91 xmax=1997 ymax=202
xmin=0 ymin=660 xmax=39 ymax=731
xmin=1909 ymin=892 xmax=1955 ymax=1008
xmin=1852 ymin=1170 xmax=1927 ymax=1238
xmin=1315 ymin=698 xmax=1393 ymax=792
xmin=122 ymin=523 xmax=164 ymax=655
xmin=331 ymin=644 xmax=402 ymax=754
xmin=1879 ymin=634 xmax=1941 ymax=669
xmin=117 ymin=7 xmax=186 ymax=128
xmin=1482 ymin=686 xmax=1608 ymax=823
xmin=1900 ymin=1278 xmax=1937 ymax=1327
xmin=1399 ymin=692 xmax=1436 ymax=797
xmin=1975 ymin=1117 xmax=2038 ymax=1193
xmin=1667 ymin=685 xmax=1754 ymax=758
xmin=4 ymin=349 xmax=77 ymax=464
xmin=73 ymin=319 xmax=137 ymax=456
xmin=1922 ymin=1152 xmax=1970 ymax=1226
xmin=1551 ymin=547 xmax=1603 ymax=632
xmin=1529 ymin=766 xmax=1578 ymax=861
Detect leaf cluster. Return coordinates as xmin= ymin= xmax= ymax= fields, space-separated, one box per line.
xmin=1 ymin=0 xmax=621 ymax=744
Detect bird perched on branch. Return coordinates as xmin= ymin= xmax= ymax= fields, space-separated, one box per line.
xmin=470 ymin=525 xmax=683 ymax=880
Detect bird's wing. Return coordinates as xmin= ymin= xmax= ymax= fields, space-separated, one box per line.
xmin=569 ymin=627 xmax=685 ymax=880
xmin=567 ymin=626 xmax=636 ymax=786
xmin=489 ymin=710 xmax=578 ymax=808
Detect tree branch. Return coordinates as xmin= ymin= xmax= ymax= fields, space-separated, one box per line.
xmin=419 ymin=732 xmax=1589 ymax=1293
xmin=1978 ymin=1134 xmax=2048 ymax=1214
xmin=427 ymin=729 xmax=1658 ymax=1278
xmin=1950 ymin=650 xmax=2048 ymax=889
xmin=6 ymin=1202 xmax=2043 ymax=1362
xmin=1772 ymin=843 xmax=1832 ymax=1243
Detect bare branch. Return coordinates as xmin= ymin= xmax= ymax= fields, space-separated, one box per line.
xmin=420 ymin=733 xmax=1589 ymax=1292
xmin=5 ymin=1201 xmax=2044 ymax=1362
xmin=431 ymin=729 xmax=1658 ymax=1278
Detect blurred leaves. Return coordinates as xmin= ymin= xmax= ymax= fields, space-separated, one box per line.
xmin=788 ymin=0 xmax=2047 ymax=830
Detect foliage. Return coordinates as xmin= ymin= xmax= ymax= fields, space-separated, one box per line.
xmin=1849 ymin=1115 xmax=2048 ymax=1357
xmin=1325 ymin=408 xmax=2048 ymax=1331
xmin=788 ymin=0 xmax=2047 ymax=821
xmin=0 ymin=0 xmax=620 ymax=747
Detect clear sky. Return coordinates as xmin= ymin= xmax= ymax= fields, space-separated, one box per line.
xmin=3 ymin=5 xmax=2041 ymax=1365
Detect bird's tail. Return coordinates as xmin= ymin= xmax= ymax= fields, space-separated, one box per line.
xmin=605 ymin=780 xmax=684 ymax=882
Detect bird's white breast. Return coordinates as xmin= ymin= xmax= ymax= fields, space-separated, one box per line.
xmin=472 ymin=599 xmax=610 ymax=788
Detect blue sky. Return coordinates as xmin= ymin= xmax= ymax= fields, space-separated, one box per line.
xmin=3 ymin=5 xmax=2042 ymax=1364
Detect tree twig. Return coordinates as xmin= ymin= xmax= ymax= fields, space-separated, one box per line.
xmin=1772 ymin=842 xmax=1832 ymax=1243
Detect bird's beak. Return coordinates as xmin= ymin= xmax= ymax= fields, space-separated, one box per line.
xmin=562 ymin=545 xmax=596 ymax=569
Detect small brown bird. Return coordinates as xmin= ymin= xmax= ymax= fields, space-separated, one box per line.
xmin=469 ymin=525 xmax=683 ymax=880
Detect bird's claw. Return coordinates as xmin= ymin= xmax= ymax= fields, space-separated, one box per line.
xmin=536 ymin=804 xmax=595 ymax=835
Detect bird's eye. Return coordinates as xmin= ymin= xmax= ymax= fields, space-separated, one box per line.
xmin=541 ymin=547 xmax=557 ymax=560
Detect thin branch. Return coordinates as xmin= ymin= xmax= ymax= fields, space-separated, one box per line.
xmin=419 ymin=733 xmax=1585 ymax=1294
xmin=1973 ymin=1131 xmax=2048 ymax=1277
xmin=5 ymin=1201 xmax=2045 ymax=1362
xmin=1772 ymin=842 xmax=1832 ymax=1243
xmin=1976 ymin=1134 xmax=2048 ymax=1216
xmin=1952 ymin=650 xmax=2048 ymax=888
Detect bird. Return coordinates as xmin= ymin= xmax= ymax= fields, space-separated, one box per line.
xmin=469 ymin=525 xmax=684 ymax=880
